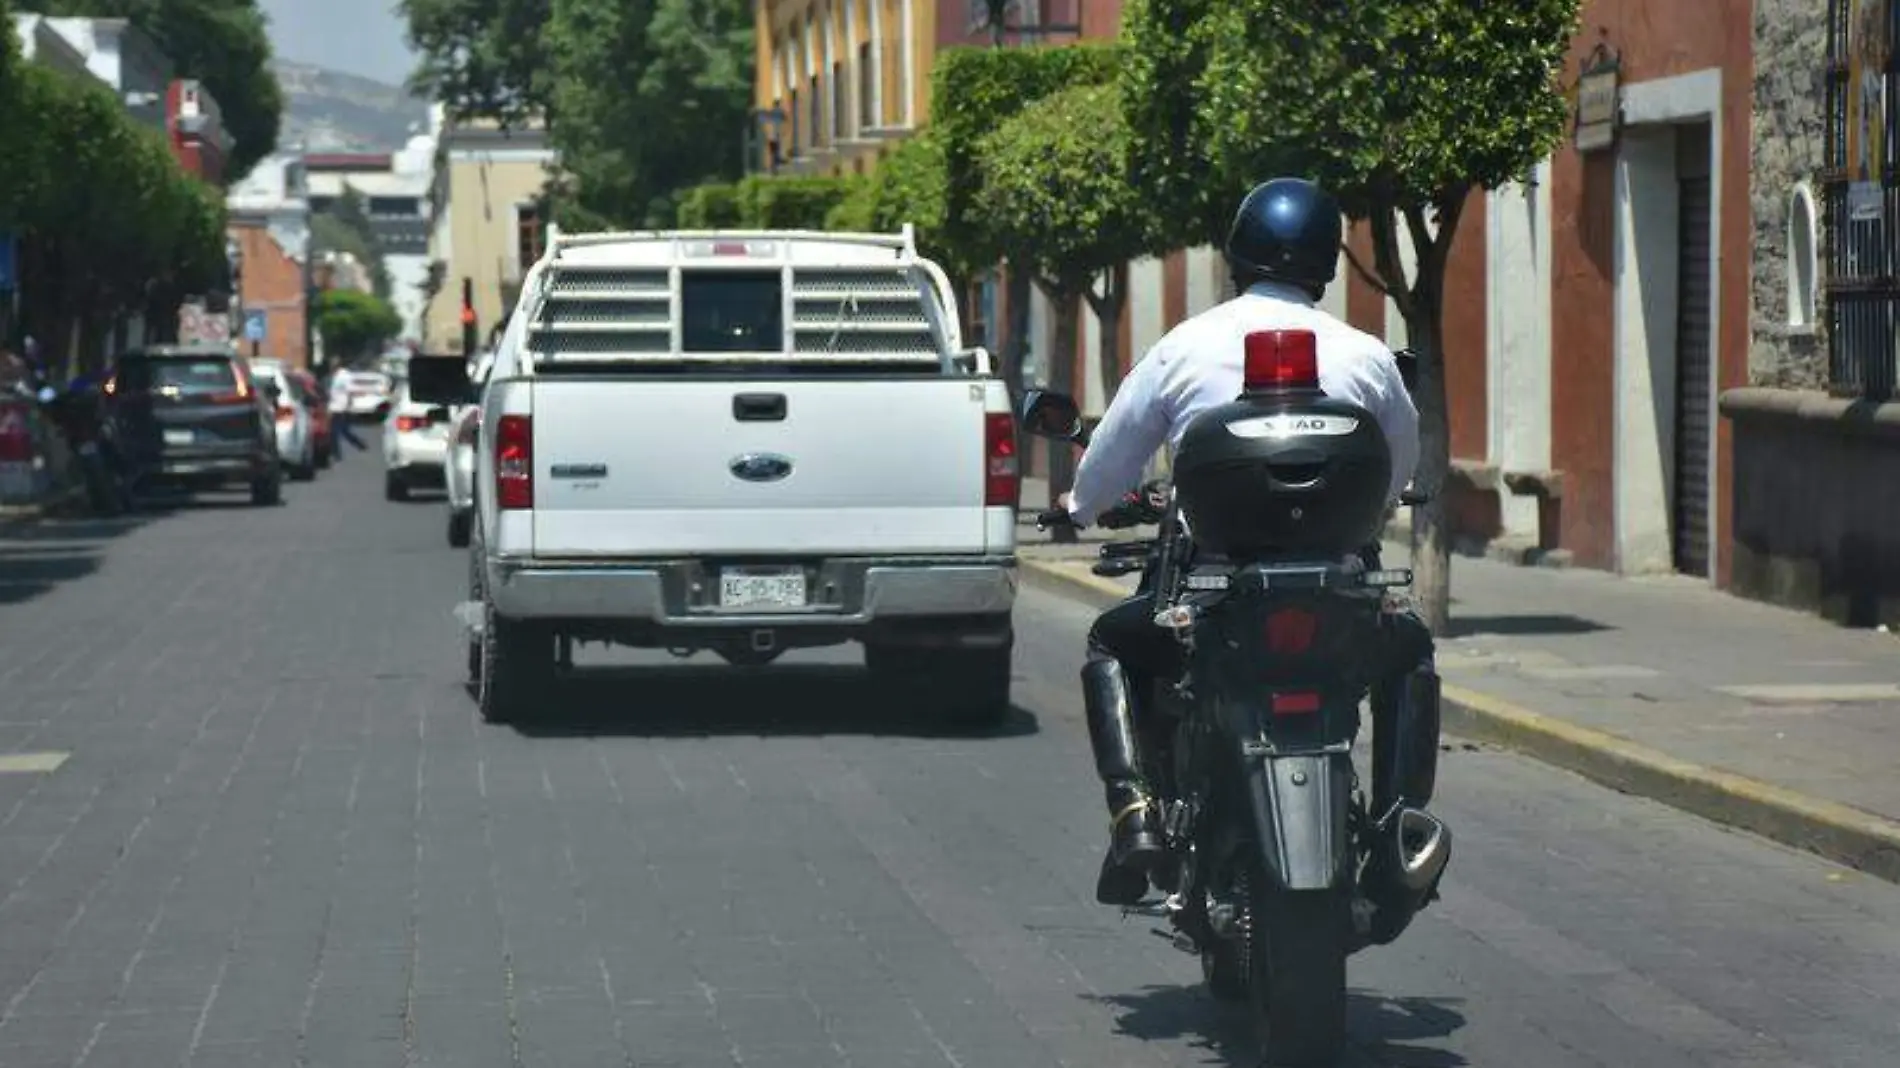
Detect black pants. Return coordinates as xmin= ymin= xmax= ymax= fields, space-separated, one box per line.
xmin=1086 ymin=574 xmax=1438 ymax=808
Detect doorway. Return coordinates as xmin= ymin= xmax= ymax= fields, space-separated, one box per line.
xmin=1672 ymin=123 xmax=1713 ymax=577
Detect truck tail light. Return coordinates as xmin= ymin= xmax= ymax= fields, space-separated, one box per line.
xmin=984 ymin=412 xmax=1018 ymax=507
xmin=495 ymin=414 xmax=532 ymax=509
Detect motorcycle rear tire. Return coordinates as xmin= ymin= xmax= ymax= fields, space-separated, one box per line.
xmin=1250 ymin=878 xmax=1349 ymax=1067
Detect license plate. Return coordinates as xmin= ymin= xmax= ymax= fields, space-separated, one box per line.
xmin=718 ymin=568 xmax=806 ymax=609
xmin=163 ymin=429 xmax=194 ymax=446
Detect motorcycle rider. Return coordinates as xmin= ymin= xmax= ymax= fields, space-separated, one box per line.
xmin=1053 ymin=177 xmax=1429 ymax=906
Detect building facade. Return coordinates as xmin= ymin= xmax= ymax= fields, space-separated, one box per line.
xmin=305 ymin=150 xmax=435 ymax=341
xmin=753 ymin=0 xmax=937 ymax=177
xmin=418 ymin=110 xmax=557 ymax=352
xmin=226 ymin=154 xmax=314 ymax=369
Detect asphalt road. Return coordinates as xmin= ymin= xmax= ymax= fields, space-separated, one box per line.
xmin=2 ymin=445 xmax=1899 ymax=1068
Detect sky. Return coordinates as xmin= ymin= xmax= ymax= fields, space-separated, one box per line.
xmin=259 ymin=0 xmax=417 ymax=85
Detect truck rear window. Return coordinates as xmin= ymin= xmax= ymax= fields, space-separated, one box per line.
xmin=680 ymin=271 xmax=782 ymax=353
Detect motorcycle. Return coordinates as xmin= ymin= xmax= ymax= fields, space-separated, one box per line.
xmin=1021 ymin=335 xmax=1448 ymax=1066
xmin=12 ymin=372 xmax=134 ymax=516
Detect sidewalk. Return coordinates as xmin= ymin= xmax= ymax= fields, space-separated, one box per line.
xmin=1011 ymin=497 xmax=1900 ymax=882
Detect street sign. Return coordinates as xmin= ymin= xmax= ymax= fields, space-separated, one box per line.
xmin=242 ymin=309 xmax=267 ymax=342
xmin=0 ymin=235 xmax=17 ymax=292
xmin=1574 ymin=45 xmax=1621 ymax=154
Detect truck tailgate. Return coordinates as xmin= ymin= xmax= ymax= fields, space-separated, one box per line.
xmin=529 ymin=378 xmax=991 ymax=556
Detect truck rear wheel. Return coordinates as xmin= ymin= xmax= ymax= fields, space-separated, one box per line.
xmin=477 ymin=599 xmax=553 ymax=724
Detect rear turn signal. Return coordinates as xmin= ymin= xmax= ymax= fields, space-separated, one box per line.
xmin=984 ymin=411 xmax=1019 ymax=507
xmin=495 ymin=414 xmax=532 ymax=510
xmin=1242 ymin=329 xmax=1320 ymax=393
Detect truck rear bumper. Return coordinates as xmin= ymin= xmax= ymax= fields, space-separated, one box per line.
xmin=488 ymin=555 xmax=1017 ymax=630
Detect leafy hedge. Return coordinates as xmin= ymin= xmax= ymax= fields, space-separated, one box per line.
xmin=673 ymin=175 xmax=859 ymax=231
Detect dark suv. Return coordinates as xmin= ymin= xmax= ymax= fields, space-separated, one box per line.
xmin=110 ymin=345 xmax=283 ymax=505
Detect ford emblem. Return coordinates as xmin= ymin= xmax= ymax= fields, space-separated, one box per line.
xmin=730 ymin=453 xmax=793 ymax=482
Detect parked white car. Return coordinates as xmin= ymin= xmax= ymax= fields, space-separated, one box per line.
xmin=410 ymin=225 xmax=1019 ymax=728
xmin=248 ymin=358 xmax=317 ymax=481
xmin=342 ymin=369 xmax=393 ymax=418
xmin=444 ymin=350 xmax=494 ymax=547
xmin=382 ymin=378 xmax=451 ymax=501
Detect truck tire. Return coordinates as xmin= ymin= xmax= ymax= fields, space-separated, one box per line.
xmin=477 ymin=599 xmax=553 ymax=725
xmin=868 ymin=639 xmax=1013 ymax=732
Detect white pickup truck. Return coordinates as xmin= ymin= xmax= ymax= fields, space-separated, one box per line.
xmin=411 ymin=226 xmax=1021 ymax=727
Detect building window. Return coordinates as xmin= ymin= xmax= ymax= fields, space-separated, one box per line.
xmin=833 ymin=61 xmax=848 ymax=141
xmin=368 ymin=196 xmax=420 ymax=217
xmin=1787 ymin=182 xmax=1819 ymax=330
xmin=516 ymin=203 xmax=544 ymax=274
xmin=858 ymin=41 xmax=876 ymax=129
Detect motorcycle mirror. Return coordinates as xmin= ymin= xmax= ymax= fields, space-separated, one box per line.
xmin=1020 ymin=389 xmax=1085 ymax=442
xmin=1393 ymin=348 xmax=1420 ymax=395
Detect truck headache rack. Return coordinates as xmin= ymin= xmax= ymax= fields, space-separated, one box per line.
xmin=524 ymin=225 xmax=953 ymax=366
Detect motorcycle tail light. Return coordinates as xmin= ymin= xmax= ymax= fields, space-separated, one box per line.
xmin=1271 ymin=691 xmax=1321 ymax=716
xmin=275 ymin=405 xmax=295 ymax=423
xmin=1265 ymin=607 xmax=1319 ymax=655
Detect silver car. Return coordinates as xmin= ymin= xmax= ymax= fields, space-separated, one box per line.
xmin=444 ymin=351 xmax=492 ymax=547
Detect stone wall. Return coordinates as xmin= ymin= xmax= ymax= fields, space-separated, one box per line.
xmin=1749 ymin=0 xmax=1829 ymax=388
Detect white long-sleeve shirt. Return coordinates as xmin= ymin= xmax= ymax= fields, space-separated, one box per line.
xmin=1067 ymin=281 xmax=1420 ymax=527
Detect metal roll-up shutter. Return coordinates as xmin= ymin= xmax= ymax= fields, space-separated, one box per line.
xmin=1674 ymin=127 xmax=1714 ymax=577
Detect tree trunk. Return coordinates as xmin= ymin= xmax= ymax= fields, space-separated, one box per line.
xmin=1042 ymin=282 xmax=1083 ymax=544
xmin=1002 ymin=264 xmax=1031 ymax=398
xmin=1085 ymin=263 xmax=1127 ymax=409
xmin=1405 ymin=303 xmax=1453 ymax=634
xmin=1375 ymin=196 xmax=1467 ymax=637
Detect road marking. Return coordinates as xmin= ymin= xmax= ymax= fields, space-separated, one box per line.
xmin=1717 ymin=683 xmax=1900 ymax=704
xmin=1520 ymin=665 xmax=1663 ymax=681
xmin=0 ymin=751 xmax=69 ymax=773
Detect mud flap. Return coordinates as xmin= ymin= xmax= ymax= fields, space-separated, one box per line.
xmin=1243 ymin=751 xmax=1355 ymax=892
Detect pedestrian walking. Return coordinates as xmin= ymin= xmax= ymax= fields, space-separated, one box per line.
xmin=328 ymin=365 xmax=367 ymax=453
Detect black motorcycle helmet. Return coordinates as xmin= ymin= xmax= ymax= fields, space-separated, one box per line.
xmin=1225 ymin=178 xmax=1343 ymax=298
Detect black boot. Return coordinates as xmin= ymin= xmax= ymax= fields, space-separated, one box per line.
xmin=1082 ymin=659 xmax=1166 ymax=906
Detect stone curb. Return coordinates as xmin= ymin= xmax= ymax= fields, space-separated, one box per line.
xmin=1018 ymin=555 xmax=1900 ymax=885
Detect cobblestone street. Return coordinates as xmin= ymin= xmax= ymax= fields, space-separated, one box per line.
xmin=3 ymin=448 xmax=1900 ymax=1067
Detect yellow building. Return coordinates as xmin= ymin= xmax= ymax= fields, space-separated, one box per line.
xmin=753 ymin=0 xmax=938 ymax=177
xmin=418 ymin=109 xmax=559 ymax=352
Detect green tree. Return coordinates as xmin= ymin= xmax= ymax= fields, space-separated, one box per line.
xmin=400 ymin=0 xmax=553 ymax=125
xmin=545 ymin=0 xmax=752 ymax=226
xmin=314 ymin=288 xmax=403 ymax=364
xmin=932 ymin=44 xmax=1119 ymax=426
xmin=43 ymin=0 xmax=283 ymax=180
xmin=5 ymin=64 xmax=226 ymax=366
xmin=978 ymin=82 xmax=1155 ymax=510
xmin=1123 ymin=0 xmax=1580 ymax=631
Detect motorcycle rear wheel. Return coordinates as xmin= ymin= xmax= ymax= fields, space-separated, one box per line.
xmin=1248 ymin=874 xmax=1350 ymax=1067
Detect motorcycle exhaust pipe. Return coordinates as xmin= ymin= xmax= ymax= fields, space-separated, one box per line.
xmin=1391 ymin=806 xmax=1452 ymax=894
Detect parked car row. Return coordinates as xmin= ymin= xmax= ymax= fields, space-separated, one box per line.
xmin=49 ymin=344 xmax=397 ymax=509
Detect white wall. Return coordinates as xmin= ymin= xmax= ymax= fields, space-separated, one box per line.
xmin=1487 ymin=161 xmax=1555 ymax=540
